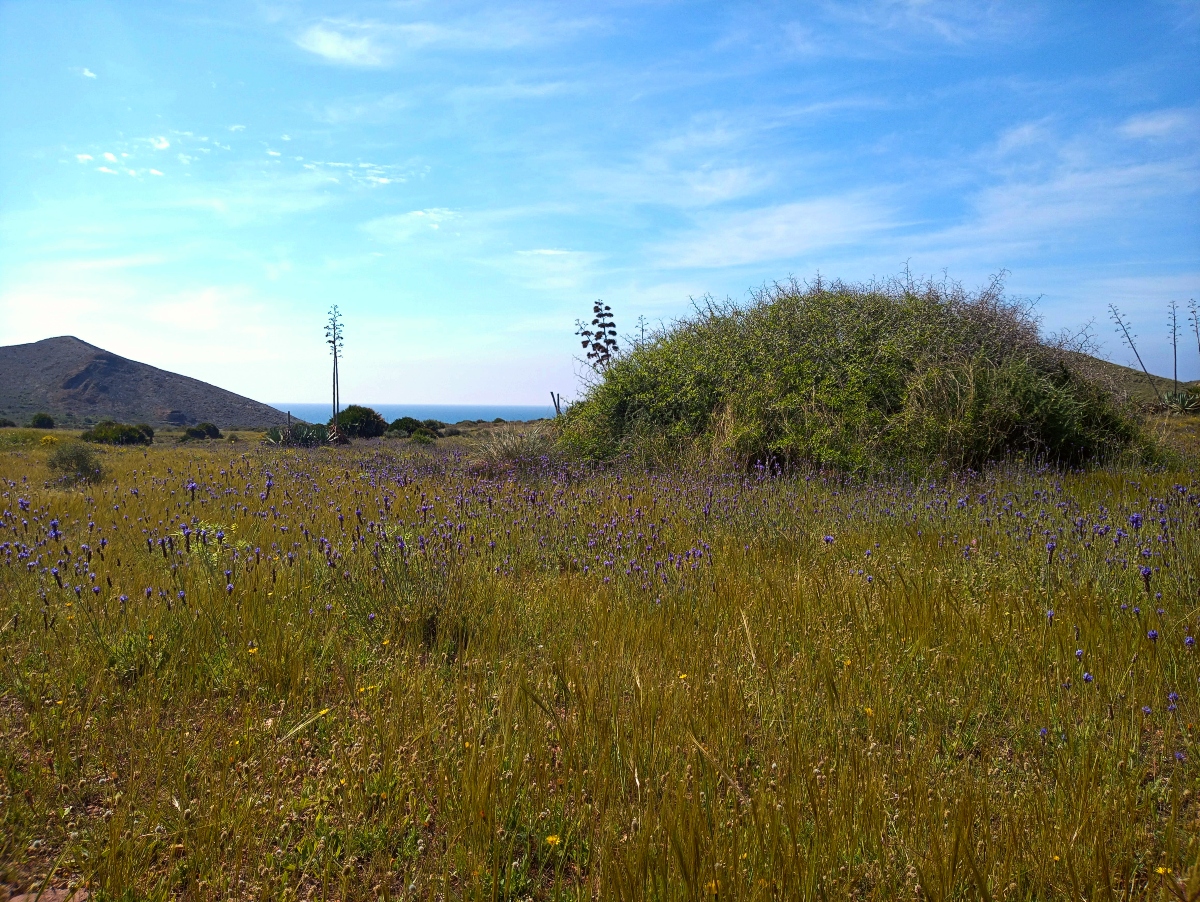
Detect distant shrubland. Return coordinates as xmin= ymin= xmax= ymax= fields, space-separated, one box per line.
xmin=561 ymin=274 xmax=1150 ymax=470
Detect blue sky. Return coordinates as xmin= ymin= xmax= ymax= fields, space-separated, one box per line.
xmin=1 ymin=1 xmax=1198 ymax=404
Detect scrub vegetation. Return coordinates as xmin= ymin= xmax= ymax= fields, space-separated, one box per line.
xmin=560 ymin=275 xmax=1150 ymax=471
xmin=1 ymin=433 xmax=1199 ymax=899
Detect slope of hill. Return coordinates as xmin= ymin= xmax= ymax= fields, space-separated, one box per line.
xmin=1072 ymin=352 xmax=1200 ymax=404
xmin=0 ymin=336 xmax=291 ymax=429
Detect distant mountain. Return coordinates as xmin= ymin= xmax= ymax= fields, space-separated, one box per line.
xmin=0 ymin=336 xmax=292 ymax=428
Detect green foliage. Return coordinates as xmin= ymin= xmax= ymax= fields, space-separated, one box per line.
xmin=81 ymin=421 xmax=153 ymax=446
xmin=181 ymin=423 xmax=222 ymax=441
xmin=135 ymin=423 xmax=155 ymax=440
xmin=387 ymin=416 xmax=424 ymax=436
xmin=28 ymin=412 xmax=54 ymax=429
xmin=333 ymin=405 xmax=386 ymax=438
xmin=265 ymin=422 xmax=328 ymax=447
xmin=561 ymin=275 xmax=1148 ymax=470
xmin=0 ymin=417 xmax=15 ymax=427
xmin=46 ymin=441 xmax=104 ymax=485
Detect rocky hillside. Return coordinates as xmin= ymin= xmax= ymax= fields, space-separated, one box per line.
xmin=0 ymin=336 xmax=291 ymax=429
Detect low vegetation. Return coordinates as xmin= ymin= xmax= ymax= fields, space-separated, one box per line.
xmin=181 ymin=423 xmax=223 ymax=441
xmin=81 ymin=421 xmax=154 ymax=446
xmin=561 ymin=275 xmax=1148 ymax=471
xmin=28 ymin=412 xmax=54 ymax=429
xmin=1 ymin=435 xmax=1198 ymax=899
xmin=43 ymin=441 xmax=104 ymax=486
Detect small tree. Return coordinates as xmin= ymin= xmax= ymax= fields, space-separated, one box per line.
xmin=29 ymin=412 xmax=54 ymax=429
xmin=576 ymin=300 xmax=618 ymax=369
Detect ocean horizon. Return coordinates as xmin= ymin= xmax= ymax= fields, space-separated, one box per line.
xmin=273 ymin=403 xmax=557 ymax=425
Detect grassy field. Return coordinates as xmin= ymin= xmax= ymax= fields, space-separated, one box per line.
xmin=1 ymin=428 xmax=1200 ymax=900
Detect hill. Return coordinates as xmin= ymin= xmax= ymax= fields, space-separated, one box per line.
xmin=0 ymin=336 xmax=291 ymax=429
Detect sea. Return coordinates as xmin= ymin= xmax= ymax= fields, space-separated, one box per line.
xmin=274 ymin=403 xmax=556 ymax=425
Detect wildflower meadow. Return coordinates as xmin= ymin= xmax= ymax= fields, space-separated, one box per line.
xmin=1 ymin=440 xmax=1199 ymax=899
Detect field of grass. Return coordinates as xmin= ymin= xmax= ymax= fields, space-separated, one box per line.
xmin=1 ymin=433 xmax=1200 ymax=900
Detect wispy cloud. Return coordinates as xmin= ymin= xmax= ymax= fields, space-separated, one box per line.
xmin=296 ymin=23 xmax=386 ymax=66
xmin=1119 ymin=109 xmax=1195 ymax=139
xmin=151 ymin=136 xmax=170 ymax=150
xmin=657 ymin=195 xmax=892 ymax=268
xmin=292 ymin=10 xmax=602 ymax=67
xmin=362 ymin=209 xmax=459 ymax=242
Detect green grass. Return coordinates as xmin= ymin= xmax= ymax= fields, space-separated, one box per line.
xmin=1 ymin=437 xmax=1199 ymax=899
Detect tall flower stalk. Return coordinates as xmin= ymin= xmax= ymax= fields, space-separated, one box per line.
xmin=325 ymin=306 xmax=345 ymax=439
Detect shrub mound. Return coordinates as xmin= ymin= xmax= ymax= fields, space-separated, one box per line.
xmin=29 ymin=412 xmax=54 ymax=429
xmin=560 ymin=275 xmax=1146 ymax=471
xmin=181 ymin=423 xmax=222 ymax=441
xmin=333 ymin=405 xmax=386 ymax=439
xmin=81 ymin=421 xmax=153 ymax=445
xmin=47 ymin=442 xmax=104 ymax=485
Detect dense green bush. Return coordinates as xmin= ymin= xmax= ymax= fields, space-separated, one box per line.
xmin=0 ymin=418 xmax=15 ymax=428
xmin=181 ymin=423 xmax=222 ymax=441
xmin=46 ymin=442 xmax=104 ymax=485
xmin=81 ymin=421 xmax=153 ymax=445
xmin=560 ymin=274 xmax=1147 ymax=471
xmin=387 ymin=416 xmax=424 ymax=436
xmin=29 ymin=412 xmax=54 ymax=429
xmin=333 ymin=405 xmax=386 ymax=439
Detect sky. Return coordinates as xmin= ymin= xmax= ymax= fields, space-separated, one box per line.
xmin=1 ymin=1 xmax=1198 ymax=405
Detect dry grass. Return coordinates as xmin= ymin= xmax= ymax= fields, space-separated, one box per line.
xmin=0 ymin=435 xmax=1199 ymax=899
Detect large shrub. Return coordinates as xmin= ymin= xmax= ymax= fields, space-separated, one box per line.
xmin=47 ymin=442 xmax=104 ymax=485
xmin=81 ymin=421 xmax=153 ymax=445
xmin=181 ymin=423 xmax=222 ymax=441
xmin=560 ymin=275 xmax=1147 ymax=471
xmin=29 ymin=412 xmax=54 ymax=429
xmin=387 ymin=416 xmax=424 ymax=436
xmin=333 ymin=405 xmax=386 ymax=438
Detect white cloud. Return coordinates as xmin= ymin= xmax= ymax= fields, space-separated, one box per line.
xmin=229 ymin=124 xmax=246 ymax=132
xmin=504 ymin=248 xmax=601 ymax=291
xmin=96 ymin=166 xmax=117 ymax=174
xmin=80 ymin=67 xmax=97 ymax=79
xmin=103 ymin=152 xmax=117 ymax=162
xmin=362 ymin=208 xmax=458 ymax=241
xmin=296 ymin=24 xmax=386 ymax=66
xmin=267 ymin=150 xmax=281 ymax=156
xmin=151 ymin=136 xmax=170 ymax=150
xmin=657 ymin=195 xmax=892 ymax=268
xmin=1119 ymin=110 xmax=1194 ymax=139
xmin=75 ymin=154 xmax=93 ymax=162
xmin=149 ymin=169 xmax=164 ymax=176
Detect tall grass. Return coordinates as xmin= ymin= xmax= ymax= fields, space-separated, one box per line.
xmin=0 ymin=442 xmax=1198 ymax=899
